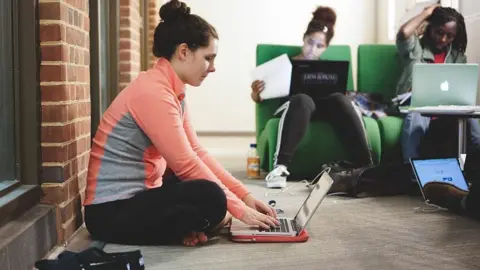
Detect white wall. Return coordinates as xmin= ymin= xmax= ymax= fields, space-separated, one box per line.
xmin=459 ymin=0 xmax=480 ymax=104
xmin=377 ymin=0 xmax=441 ymax=44
xmin=182 ymin=0 xmax=377 ymax=133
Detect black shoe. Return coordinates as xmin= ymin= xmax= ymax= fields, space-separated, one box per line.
xmin=423 ymin=182 xmax=468 ymax=212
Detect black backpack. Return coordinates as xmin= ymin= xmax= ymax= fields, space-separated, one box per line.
xmin=321 ymin=160 xmax=412 ymax=198
xmin=34 ymin=247 xmax=144 ymax=270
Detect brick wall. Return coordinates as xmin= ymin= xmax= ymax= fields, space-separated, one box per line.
xmin=119 ymin=0 xmax=142 ymax=91
xmin=38 ymin=0 xmax=90 ymax=245
xmin=148 ymin=0 xmax=161 ymax=67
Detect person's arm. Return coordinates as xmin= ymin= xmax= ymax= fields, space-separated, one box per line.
xmin=127 ymin=90 xmax=247 ymax=219
xmin=182 ymin=103 xmax=251 ymax=200
xmin=396 ymin=4 xmax=440 ymax=54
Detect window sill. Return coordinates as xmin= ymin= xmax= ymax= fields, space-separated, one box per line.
xmin=0 ymin=203 xmax=56 ymax=270
xmin=0 ymin=184 xmax=42 ymax=228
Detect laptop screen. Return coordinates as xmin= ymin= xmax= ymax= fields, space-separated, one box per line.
xmin=293 ymin=172 xmax=333 ymax=232
xmin=289 ymin=60 xmax=349 ymax=99
xmin=411 ymin=158 xmax=469 ymax=192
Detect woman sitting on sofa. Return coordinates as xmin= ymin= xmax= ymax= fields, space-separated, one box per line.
xmin=251 ymin=6 xmax=373 ymax=189
xmin=397 ymin=4 xmax=480 ymax=164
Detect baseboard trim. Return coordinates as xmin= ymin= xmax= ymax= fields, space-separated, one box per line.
xmin=0 ymin=204 xmax=56 ymax=270
xmin=196 ymin=131 xmax=255 ymax=137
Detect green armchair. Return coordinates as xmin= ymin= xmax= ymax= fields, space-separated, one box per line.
xmin=356 ymin=44 xmax=404 ymax=163
xmin=255 ymin=44 xmax=382 ymax=179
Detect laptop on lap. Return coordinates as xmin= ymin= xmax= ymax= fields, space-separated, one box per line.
xmin=229 ymin=170 xmax=334 ymax=243
xmin=289 ymin=60 xmax=349 ymax=100
xmin=407 ymin=63 xmax=480 ymax=114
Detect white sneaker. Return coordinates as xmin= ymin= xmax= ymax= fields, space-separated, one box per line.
xmin=265 ymin=165 xmax=289 ymax=188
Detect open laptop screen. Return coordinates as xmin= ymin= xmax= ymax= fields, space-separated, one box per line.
xmin=289 ymin=60 xmax=349 ymax=99
xmin=411 ymin=158 xmax=469 ymax=192
xmin=293 ymin=172 xmax=333 ymax=232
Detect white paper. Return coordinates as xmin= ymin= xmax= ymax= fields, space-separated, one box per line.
xmin=251 ymin=54 xmax=292 ymax=100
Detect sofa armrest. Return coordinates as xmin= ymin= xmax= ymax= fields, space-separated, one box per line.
xmin=255 ymin=99 xmax=282 ymax=143
xmin=377 ymin=116 xmax=404 ymax=162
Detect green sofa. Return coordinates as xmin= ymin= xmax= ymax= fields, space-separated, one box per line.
xmin=255 ymin=44 xmax=384 ymax=179
xmin=356 ymin=44 xmax=405 ymax=163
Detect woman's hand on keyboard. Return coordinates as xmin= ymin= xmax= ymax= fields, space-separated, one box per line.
xmin=239 ymin=207 xmax=279 ymax=229
xmin=242 ymin=194 xmax=277 ymax=219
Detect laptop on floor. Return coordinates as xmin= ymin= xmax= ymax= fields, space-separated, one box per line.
xmin=229 ymin=169 xmax=334 ymax=243
xmin=289 ymin=59 xmax=349 ymax=100
xmin=410 ymin=157 xmax=470 ymax=206
xmin=406 ymin=63 xmax=480 ymax=114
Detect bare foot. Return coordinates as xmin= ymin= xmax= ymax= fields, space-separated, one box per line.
xmin=183 ymin=232 xmax=208 ymax=247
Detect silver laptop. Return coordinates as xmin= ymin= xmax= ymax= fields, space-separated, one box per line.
xmin=408 ymin=63 xmax=480 ymax=114
xmin=230 ymin=170 xmax=334 ymax=237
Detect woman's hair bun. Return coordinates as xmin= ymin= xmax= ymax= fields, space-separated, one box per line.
xmin=312 ymin=6 xmax=337 ymax=27
xmin=159 ymin=0 xmax=191 ymax=22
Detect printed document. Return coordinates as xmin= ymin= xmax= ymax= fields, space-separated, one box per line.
xmin=251 ymin=54 xmax=292 ymax=100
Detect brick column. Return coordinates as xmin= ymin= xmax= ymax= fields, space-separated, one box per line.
xmin=38 ymin=0 xmax=91 ymax=245
xmin=148 ymin=0 xmax=161 ymax=67
xmin=119 ymin=0 xmax=142 ymax=91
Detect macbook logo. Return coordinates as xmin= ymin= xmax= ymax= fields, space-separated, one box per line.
xmin=440 ymin=81 xmax=449 ymax=92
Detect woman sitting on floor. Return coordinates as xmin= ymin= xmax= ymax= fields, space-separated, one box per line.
xmin=83 ymin=0 xmax=278 ymax=247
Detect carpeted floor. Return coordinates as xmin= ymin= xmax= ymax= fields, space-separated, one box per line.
xmin=104 ymin=136 xmax=480 ymax=270
xmin=105 ymin=180 xmax=480 ymax=270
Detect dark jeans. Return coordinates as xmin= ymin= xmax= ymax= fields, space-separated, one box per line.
xmin=401 ymin=113 xmax=480 ymax=163
xmin=84 ymin=175 xmax=227 ymax=245
xmin=274 ymin=93 xmax=372 ymax=167
xmin=466 ymin=183 xmax=480 ymax=219
xmin=464 ymin=150 xmax=480 ymax=219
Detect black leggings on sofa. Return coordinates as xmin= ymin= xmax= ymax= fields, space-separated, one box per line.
xmin=84 ymin=175 xmax=227 ymax=245
xmin=274 ymin=93 xmax=373 ymax=168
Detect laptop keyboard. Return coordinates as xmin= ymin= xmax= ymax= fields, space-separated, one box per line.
xmin=411 ymin=105 xmax=480 ymax=112
xmin=258 ymin=218 xmax=292 ymax=233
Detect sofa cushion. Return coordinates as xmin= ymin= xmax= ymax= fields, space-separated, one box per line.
xmin=258 ymin=116 xmax=382 ymax=177
xmin=357 ymin=44 xmax=403 ymax=99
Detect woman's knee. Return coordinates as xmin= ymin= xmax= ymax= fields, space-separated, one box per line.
xmin=403 ymin=113 xmax=430 ymax=130
xmin=189 ymin=180 xmax=227 ymax=226
xmin=289 ymin=93 xmax=316 ymax=113
xmin=327 ymin=92 xmax=351 ymax=109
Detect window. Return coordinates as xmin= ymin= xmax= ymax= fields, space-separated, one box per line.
xmin=0 ymin=0 xmax=16 ymax=187
xmin=90 ymin=0 xmax=119 ymax=135
xmin=388 ymin=0 xmax=396 ymax=41
xmin=0 ymin=0 xmax=41 ymax=227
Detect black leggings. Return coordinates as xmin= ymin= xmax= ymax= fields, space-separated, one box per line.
xmin=84 ymin=175 xmax=227 ymax=245
xmin=274 ymin=93 xmax=372 ymax=167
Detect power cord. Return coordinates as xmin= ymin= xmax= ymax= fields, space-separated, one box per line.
xmin=264 ymin=167 xmax=347 ymax=197
xmin=413 ymin=200 xmax=448 ymax=212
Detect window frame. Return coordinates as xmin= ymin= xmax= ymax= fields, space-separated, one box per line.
xmin=140 ymin=0 xmax=150 ymax=71
xmin=14 ymin=0 xmax=42 ymax=186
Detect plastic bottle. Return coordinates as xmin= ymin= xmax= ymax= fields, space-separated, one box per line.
xmin=246 ymin=143 xmax=260 ymax=179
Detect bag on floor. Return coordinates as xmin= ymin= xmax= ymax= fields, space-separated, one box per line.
xmin=321 ymin=160 xmax=412 ymax=198
xmin=34 ymin=247 xmax=144 ymax=270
